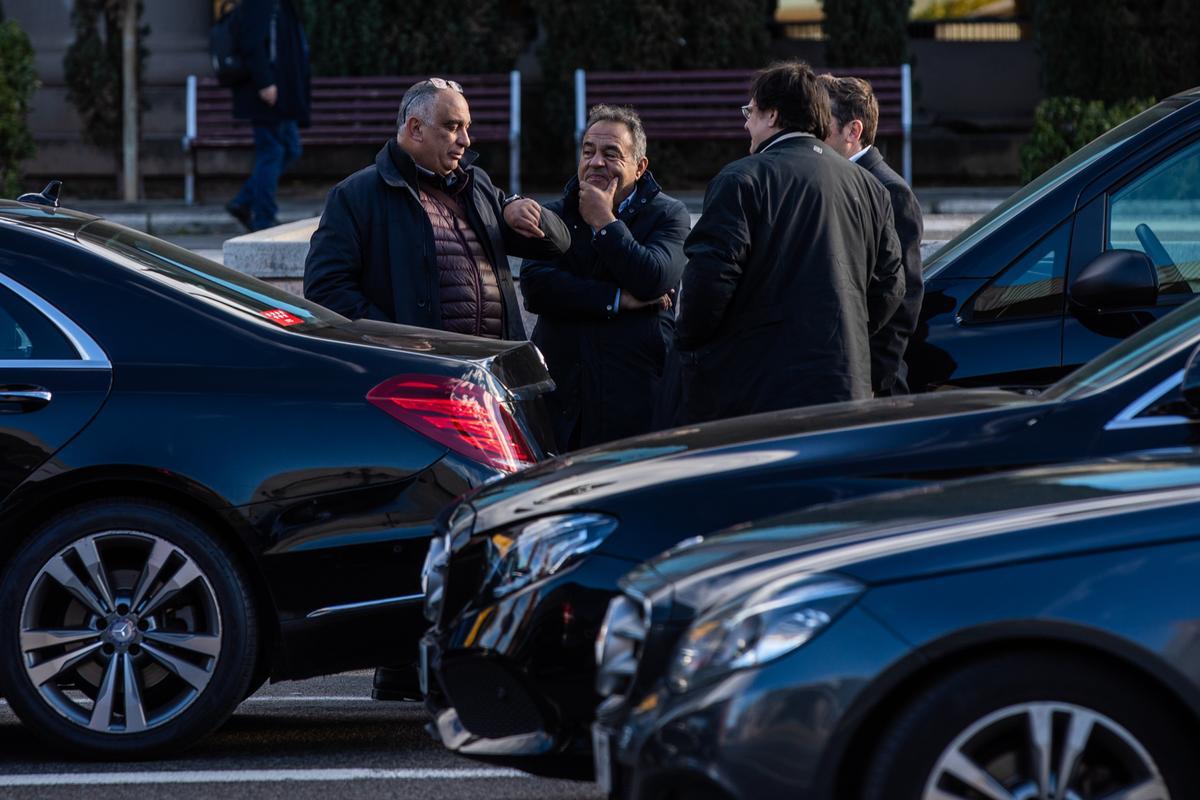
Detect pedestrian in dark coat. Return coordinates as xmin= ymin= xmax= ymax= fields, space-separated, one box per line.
xmin=676 ymin=61 xmax=904 ymax=424
xmin=821 ymin=75 xmax=924 ymax=395
xmin=227 ymin=0 xmax=311 ymax=231
xmin=304 ymin=80 xmax=569 ymax=340
xmin=522 ymin=106 xmax=690 ymax=450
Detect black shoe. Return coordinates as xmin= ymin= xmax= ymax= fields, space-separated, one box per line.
xmin=225 ymin=202 xmax=252 ymax=232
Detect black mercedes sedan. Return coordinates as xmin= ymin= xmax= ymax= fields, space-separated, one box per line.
xmin=0 ymin=196 xmax=552 ymax=757
xmin=595 ymin=451 xmax=1200 ymax=799
xmin=420 ymin=292 xmax=1200 ymax=771
xmin=909 ymin=85 xmax=1200 ymax=390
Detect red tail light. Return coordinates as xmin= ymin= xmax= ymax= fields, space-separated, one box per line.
xmin=367 ymin=374 xmax=536 ymax=473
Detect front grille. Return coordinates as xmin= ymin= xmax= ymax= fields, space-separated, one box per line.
xmin=440 ymin=657 xmax=553 ymax=740
xmin=595 ymin=593 xmax=648 ymax=701
xmin=441 ymin=537 xmax=490 ymax=625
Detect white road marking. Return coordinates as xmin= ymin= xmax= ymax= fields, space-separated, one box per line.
xmin=241 ymin=696 xmax=377 ymax=703
xmin=0 ymin=768 xmax=529 ymax=787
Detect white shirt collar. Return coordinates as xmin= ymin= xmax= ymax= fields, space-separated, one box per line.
xmin=849 ymin=144 xmax=872 ymax=163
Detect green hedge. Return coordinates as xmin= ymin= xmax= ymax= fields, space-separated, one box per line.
xmin=1019 ymin=96 xmax=1154 ymax=184
xmin=0 ymin=13 xmax=36 ymax=197
xmin=297 ymin=0 xmax=524 ymax=76
xmin=62 ymin=0 xmax=149 ymax=158
xmin=821 ymin=0 xmax=909 ymax=68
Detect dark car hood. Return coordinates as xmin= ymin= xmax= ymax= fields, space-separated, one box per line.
xmin=625 ymin=450 xmax=1200 ymax=616
xmin=465 ymin=388 xmax=1038 ymax=532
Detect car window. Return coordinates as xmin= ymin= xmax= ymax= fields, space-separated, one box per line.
xmin=1043 ymin=297 xmax=1200 ymax=400
xmin=966 ymin=223 xmax=1068 ymax=322
xmin=0 ymin=283 xmax=78 ymax=361
xmin=923 ymin=98 xmax=1182 ymax=279
xmin=74 ymin=221 xmax=346 ymax=330
xmin=1108 ymin=138 xmax=1200 ymax=301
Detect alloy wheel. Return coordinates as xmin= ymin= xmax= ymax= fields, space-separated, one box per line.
xmin=923 ymin=701 xmax=1168 ymax=800
xmin=18 ymin=530 xmax=222 ymax=734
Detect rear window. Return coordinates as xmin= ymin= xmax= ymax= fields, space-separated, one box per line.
xmin=75 ymin=221 xmax=345 ymax=331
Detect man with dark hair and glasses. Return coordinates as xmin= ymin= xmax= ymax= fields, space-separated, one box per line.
xmin=675 ymin=59 xmax=904 ymax=423
xmin=304 ymin=78 xmax=569 ymax=340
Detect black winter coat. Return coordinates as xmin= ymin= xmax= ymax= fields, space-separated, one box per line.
xmin=676 ymin=131 xmax=904 ymax=423
xmin=859 ymin=146 xmax=924 ymax=395
xmin=303 ymin=140 xmax=569 ymax=340
xmin=232 ymin=0 xmax=311 ymax=126
xmin=522 ymin=172 xmax=690 ymax=450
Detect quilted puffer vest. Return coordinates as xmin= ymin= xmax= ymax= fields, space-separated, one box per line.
xmin=417 ymin=177 xmax=503 ymax=339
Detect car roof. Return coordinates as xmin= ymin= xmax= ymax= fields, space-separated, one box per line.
xmin=0 ymin=200 xmax=99 ymax=239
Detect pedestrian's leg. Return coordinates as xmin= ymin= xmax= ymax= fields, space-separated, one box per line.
xmin=248 ymin=122 xmax=286 ymax=230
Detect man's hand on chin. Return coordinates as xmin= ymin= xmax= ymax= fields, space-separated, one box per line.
xmin=503 ymin=198 xmax=546 ymax=239
xmin=579 ymin=177 xmax=618 ymax=230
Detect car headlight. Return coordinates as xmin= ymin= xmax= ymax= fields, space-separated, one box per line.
xmin=489 ymin=513 xmax=618 ymax=599
xmin=667 ymin=573 xmax=862 ymax=693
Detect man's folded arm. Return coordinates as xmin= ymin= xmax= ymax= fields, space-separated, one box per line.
xmin=593 ymin=201 xmax=690 ymax=300
xmin=520 ymin=258 xmax=621 ymax=319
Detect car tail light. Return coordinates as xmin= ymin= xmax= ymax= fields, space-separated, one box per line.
xmin=367 ymin=374 xmax=535 ymax=473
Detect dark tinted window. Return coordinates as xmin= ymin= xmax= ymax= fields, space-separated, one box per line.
xmin=968 ymin=223 xmax=1069 ymax=322
xmin=0 ymin=283 xmax=78 ymax=360
xmin=75 ymin=222 xmax=345 ymax=330
xmin=1108 ymin=138 xmax=1200 ymax=301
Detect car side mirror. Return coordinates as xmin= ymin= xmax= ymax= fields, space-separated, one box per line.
xmin=1182 ymin=345 xmax=1200 ymax=414
xmin=1068 ymin=249 xmax=1158 ymax=312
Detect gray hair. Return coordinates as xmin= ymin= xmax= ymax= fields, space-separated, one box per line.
xmin=585 ymin=104 xmax=647 ymax=163
xmin=397 ymin=79 xmax=463 ymax=133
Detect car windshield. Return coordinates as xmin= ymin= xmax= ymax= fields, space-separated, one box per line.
xmin=75 ymin=221 xmax=344 ymax=330
xmin=923 ymin=98 xmax=1185 ymax=278
xmin=1042 ymin=298 xmax=1200 ymax=400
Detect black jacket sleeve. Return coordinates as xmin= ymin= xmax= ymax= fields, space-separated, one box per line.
xmin=235 ymin=0 xmax=275 ymax=91
xmin=592 ymin=199 xmax=690 ymax=301
xmin=520 ymin=259 xmax=621 ymax=319
xmin=676 ymin=171 xmax=754 ymax=350
xmin=303 ymin=184 xmax=390 ymax=322
xmin=487 ymin=183 xmax=571 ymax=260
xmin=867 ymin=193 xmax=906 ymax=336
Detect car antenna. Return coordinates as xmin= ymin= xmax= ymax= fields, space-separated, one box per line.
xmin=17 ymin=180 xmax=62 ymax=209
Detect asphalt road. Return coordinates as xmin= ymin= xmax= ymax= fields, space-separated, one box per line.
xmin=0 ymin=671 xmax=603 ymax=800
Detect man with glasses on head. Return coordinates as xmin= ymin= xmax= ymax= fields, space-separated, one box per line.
xmin=675 ymin=60 xmax=904 ymax=423
xmin=304 ymin=78 xmax=569 ymax=340
xmin=520 ymin=105 xmax=690 ymax=450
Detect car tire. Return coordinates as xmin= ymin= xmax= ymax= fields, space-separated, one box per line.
xmin=0 ymin=500 xmax=257 ymax=757
xmin=862 ymin=650 xmax=1195 ymax=800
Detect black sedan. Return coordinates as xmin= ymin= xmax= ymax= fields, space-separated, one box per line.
xmin=420 ymin=293 xmax=1200 ymax=771
xmin=595 ymin=449 xmax=1200 ymax=799
xmin=909 ymin=85 xmax=1200 ymax=389
xmin=0 ymin=196 xmax=552 ymax=756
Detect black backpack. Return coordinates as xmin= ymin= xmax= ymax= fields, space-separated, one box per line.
xmin=210 ymin=0 xmax=249 ymax=87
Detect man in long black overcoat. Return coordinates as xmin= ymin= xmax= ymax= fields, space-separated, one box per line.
xmin=676 ymin=60 xmax=904 ymax=424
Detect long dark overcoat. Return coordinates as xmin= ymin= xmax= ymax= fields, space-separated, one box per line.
xmin=676 ymin=131 xmax=904 ymax=423
xmin=303 ymin=140 xmax=569 ymax=340
xmin=522 ymin=172 xmax=690 ymax=449
xmin=232 ymin=0 xmax=311 ymax=126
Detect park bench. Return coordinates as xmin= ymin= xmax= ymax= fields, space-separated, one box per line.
xmin=573 ymin=66 xmax=913 ymax=182
xmin=182 ymin=71 xmax=523 ymax=204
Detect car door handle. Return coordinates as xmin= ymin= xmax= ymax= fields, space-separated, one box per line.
xmin=0 ymin=386 xmax=52 ymax=412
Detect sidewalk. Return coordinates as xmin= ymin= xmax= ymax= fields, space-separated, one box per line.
xmin=66 ymin=185 xmax=1015 ymax=237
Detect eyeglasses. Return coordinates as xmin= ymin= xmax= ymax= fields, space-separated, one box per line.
xmin=741 ymin=104 xmax=753 ymax=120
xmin=425 ymin=77 xmax=464 ymax=93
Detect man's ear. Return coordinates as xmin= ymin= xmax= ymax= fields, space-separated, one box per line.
xmin=768 ymin=108 xmax=780 ymax=128
xmin=849 ymin=119 xmax=865 ymax=144
xmin=405 ymin=116 xmax=424 ymax=142
xmin=635 ymin=156 xmax=648 ymax=180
